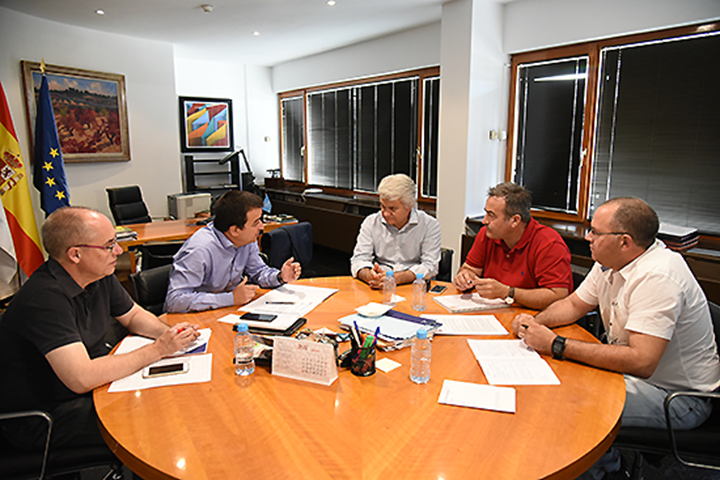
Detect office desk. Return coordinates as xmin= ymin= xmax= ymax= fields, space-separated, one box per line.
xmin=94 ymin=278 xmax=625 ymax=480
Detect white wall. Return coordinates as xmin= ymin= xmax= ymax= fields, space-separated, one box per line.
xmin=245 ymin=66 xmax=280 ymax=184
xmin=273 ymin=22 xmax=441 ymax=93
xmin=0 ymin=7 xmax=181 ymax=221
xmin=504 ymin=0 xmax=720 ymax=53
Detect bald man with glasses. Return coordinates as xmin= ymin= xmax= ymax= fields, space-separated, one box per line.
xmin=513 ymin=197 xmax=720 ymax=478
xmin=0 ymin=206 xmax=200 ymax=456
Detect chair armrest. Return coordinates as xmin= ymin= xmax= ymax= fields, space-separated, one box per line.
xmin=663 ymin=390 xmax=720 ymax=470
xmin=0 ymin=410 xmax=53 ymax=478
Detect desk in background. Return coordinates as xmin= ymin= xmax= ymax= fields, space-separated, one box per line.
xmin=94 ymin=278 xmax=624 ymax=480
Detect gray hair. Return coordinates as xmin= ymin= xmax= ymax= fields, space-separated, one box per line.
xmin=377 ymin=174 xmax=416 ymax=208
xmin=41 ymin=206 xmax=97 ymax=259
xmin=487 ymin=182 xmax=532 ymax=223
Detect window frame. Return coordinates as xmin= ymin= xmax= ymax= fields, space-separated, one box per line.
xmin=278 ymin=66 xmax=440 ymax=205
xmin=505 ymin=21 xmax=720 ymax=224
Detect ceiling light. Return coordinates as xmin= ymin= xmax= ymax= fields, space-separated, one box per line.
xmin=95 ymin=9 xmax=105 ymax=15
xmin=327 ymin=0 xmax=336 ymax=5
xmin=253 ymin=31 xmax=260 ymax=36
xmin=201 ymin=4 xmax=213 ymax=13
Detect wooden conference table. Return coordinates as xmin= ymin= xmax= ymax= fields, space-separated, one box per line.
xmin=94 ymin=277 xmax=625 ymax=480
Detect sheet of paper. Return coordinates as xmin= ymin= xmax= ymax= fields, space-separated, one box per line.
xmin=376 ymin=357 xmax=401 ymax=373
xmin=108 ymin=354 xmax=213 ymax=393
xmin=242 ymin=284 xmax=337 ymax=317
xmin=114 ymin=328 xmax=212 ymax=356
xmin=423 ymin=314 xmax=508 ymax=335
xmin=438 ymin=379 xmax=516 ymax=413
xmin=467 ymin=339 xmax=560 ymax=386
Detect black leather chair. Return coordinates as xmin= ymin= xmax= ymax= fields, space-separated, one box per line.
xmin=572 ymin=270 xmax=604 ymax=340
xmin=107 ymin=186 xmax=152 ymax=226
xmin=613 ymin=301 xmax=720 ymax=474
xmin=260 ymin=222 xmax=313 ymax=270
xmin=130 ymin=264 xmax=172 ymax=316
xmin=437 ymin=247 xmax=454 ymax=282
xmin=138 ymin=241 xmax=184 ymax=271
xmin=0 ymin=410 xmax=123 ymax=480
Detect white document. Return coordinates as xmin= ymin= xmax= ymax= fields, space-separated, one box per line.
xmin=433 ymin=293 xmax=509 ymax=313
xmin=217 ymin=312 xmax=301 ymax=331
xmin=242 ymin=284 xmax=338 ymax=317
xmin=108 ymin=354 xmax=213 ymax=393
xmin=438 ymin=379 xmax=516 ymax=413
xmin=467 ymin=339 xmax=560 ymax=385
xmin=423 ymin=314 xmax=508 ymax=335
xmin=113 ymin=328 xmax=212 ymax=356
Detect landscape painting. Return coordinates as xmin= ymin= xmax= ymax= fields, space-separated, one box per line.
xmin=21 ymin=61 xmax=130 ymax=163
xmin=179 ymin=96 xmax=233 ymax=153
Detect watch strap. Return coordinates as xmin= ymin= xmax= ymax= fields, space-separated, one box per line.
xmin=552 ymin=335 xmax=566 ymax=359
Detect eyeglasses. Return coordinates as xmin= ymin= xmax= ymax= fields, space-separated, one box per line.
xmin=74 ymin=240 xmax=119 ymax=252
xmin=588 ymin=228 xmax=631 ymax=238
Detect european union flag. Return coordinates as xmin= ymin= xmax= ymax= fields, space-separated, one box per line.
xmin=33 ymin=74 xmax=70 ymax=216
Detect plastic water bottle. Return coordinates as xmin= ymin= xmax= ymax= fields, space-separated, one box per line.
xmin=382 ymin=270 xmax=396 ymax=305
xmin=412 ymin=272 xmax=427 ymax=312
xmin=234 ymin=323 xmax=255 ymax=376
xmin=410 ymin=328 xmax=431 ymax=384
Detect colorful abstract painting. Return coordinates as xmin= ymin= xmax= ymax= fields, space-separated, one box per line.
xmin=179 ymin=97 xmax=233 ymax=152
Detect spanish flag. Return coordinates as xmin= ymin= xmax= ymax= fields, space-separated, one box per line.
xmin=0 ymin=82 xmax=44 ymax=277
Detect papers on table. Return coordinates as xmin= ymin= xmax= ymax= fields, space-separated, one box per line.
xmin=242 ymin=284 xmax=338 ymax=317
xmin=108 ymin=354 xmax=213 ymax=393
xmin=433 ymin=293 xmax=510 ymax=313
xmin=217 ymin=312 xmax=301 ymax=331
xmin=467 ymin=339 xmax=560 ymax=385
xmin=421 ymin=314 xmax=508 ymax=335
xmin=438 ymin=379 xmax=516 ymax=413
xmin=108 ymin=330 xmax=214 ymax=393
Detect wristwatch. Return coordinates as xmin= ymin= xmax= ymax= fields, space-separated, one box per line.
xmin=504 ymin=286 xmax=515 ymax=305
xmin=552 ymin=335 xmax=567 ymax=360
xmin=276 ymin=271 xmax=285 ymax=285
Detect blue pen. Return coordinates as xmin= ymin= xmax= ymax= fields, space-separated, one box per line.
xmin=373 ymin=326 xmax=380 ymax=346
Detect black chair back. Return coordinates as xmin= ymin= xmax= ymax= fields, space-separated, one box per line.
xmin=130 ymin=264 xmax=172 ymax=316
xmin=139 ymin=241 xmax=184 ymax=271
xmin=437 ymin=248 xmax=454 ymax=282
xmin=261 ymin=222 xmax=313 ymax=270
xmin=107 ymin=185 xmax=151 ymax=225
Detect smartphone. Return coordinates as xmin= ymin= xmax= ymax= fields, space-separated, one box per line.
xmin=142 ymin=361 xmax=189 ymax=378
xmin=240 ymin=312 xmax=278 ymax=322
xmin=429 ymin=284 xmax=448 ymax=294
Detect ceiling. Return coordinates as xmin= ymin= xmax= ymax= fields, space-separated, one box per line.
xmin=0 ymin=0 xmax=463 ymax=66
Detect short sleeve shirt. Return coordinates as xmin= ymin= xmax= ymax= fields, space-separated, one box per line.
xmin=465 ymin=218 xmax=572 ymax=290
xmin=0 ymin=259 xmax=134 ymax=412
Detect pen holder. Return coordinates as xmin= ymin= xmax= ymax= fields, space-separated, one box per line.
xmin=350 ymin=340 xmax=376 ymax=377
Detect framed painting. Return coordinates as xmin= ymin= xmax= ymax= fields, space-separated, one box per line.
xmin=178 ymin=96 xmax=233 ymax=153
xmin=20 ymin=60 xmax=130 ymax=163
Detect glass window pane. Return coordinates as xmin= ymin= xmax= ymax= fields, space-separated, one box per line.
xmin=422 ymin=77 xmax=440 ymax=198
xmin=281 ymin=96 xmax=304 ymax=182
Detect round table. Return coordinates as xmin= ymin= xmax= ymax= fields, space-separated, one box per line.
xmin=95 ymin=277 xmax=624 ymax=479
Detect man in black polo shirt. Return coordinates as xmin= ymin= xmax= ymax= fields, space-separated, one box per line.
xmin=0 ymin=206 xmax=199 ymax=452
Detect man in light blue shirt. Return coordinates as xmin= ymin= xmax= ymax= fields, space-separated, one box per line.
xmin=350 ymin=174 xmax=441 ymax=289
xmin=166 ymin=191 xmax=301 ymax=312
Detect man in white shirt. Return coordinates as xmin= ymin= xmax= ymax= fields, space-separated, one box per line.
xmin=513 ymin=197 xmax=720 ymax=477
xmin=350 ymin=174 xmax=441 ymax=289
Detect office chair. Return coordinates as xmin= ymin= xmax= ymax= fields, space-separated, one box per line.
xmin=0 ymin=410 xmax=123 ymax=480
xmin=436 ymin=248 xmax=454 ymax=282
xmin=138 ymin=241 xmax=184 ymax=271
xmin=613 ymin=301 xmax=720 ymax=476
xmin=106 ymin=186 xmax=152 ymax=226
xmin=129 ymin=264 xmax=173 ymax=316
xmin=572 ymin=270 xmax=604 ymax=340
xmin=260 ymin=222 xmax=313 ymax=271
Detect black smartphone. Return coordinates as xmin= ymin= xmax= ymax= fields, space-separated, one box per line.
xmin=429 ymin=284 xmax=447 ymax=294
xmin=142 ymin=361 xmax=188 ymax=378
xmin=240 ymin=312 xmax=278 ymax=322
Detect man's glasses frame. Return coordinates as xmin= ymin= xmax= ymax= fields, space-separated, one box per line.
xmin=73 ymin=240 xmax=119 ymax=252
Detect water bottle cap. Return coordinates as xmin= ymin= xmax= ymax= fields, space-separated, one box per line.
xmin=386 ymin=270 xmax=394 ymax=277
xmin=236 ymin=322 xmax=249 ymax=333
xmin=416 ymin=272 xmax=424 ymax=280
xmin=416 ymin=328 xmax=427 ymax=339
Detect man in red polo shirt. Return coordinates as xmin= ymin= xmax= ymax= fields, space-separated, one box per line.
xmin=453 ymin=182 xmax=572 ymax=309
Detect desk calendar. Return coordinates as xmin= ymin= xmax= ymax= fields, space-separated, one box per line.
xmin=272 ymin=337 xmax=338 ymax=386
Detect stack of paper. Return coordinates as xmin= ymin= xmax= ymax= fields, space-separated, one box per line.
xmin=433 ymin=293 xmax=509 ymax=313
xmin=467 ymin=339 xmax=560 ymax=385
xmin=421 ymin=314 xmax=508 ymax=335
